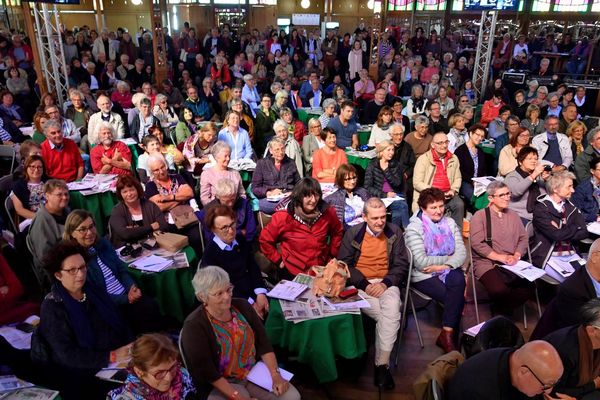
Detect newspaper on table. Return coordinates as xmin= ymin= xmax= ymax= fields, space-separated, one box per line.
xmin=277 ymin=275 xmax=367 ymax=323
xmin=381 ymin=196 xmax=405 ymax=208
xmin=500 ymin=260 xmax=546 ymax=282
xmin=345 ymin=147 xmax=377 ymax=159
xmin=472 ymin=176 xmax=503 ymax=197
xmin=228 ymin=159 xmax=256 ymax=171
xmin=266 ymin=280 xmax=308 ymax=301
xmin=0 ymin=376 xmax=34 ymax=393
xmin=0 ymin=316 xmax=39 ymax=350
xmin=120 ymin=245 xmax=188 ymax=270
xmin=0 ymin=387 xmax=59 ymax=400
xmin=117 ymin=138 xmax=138 ymax=146
xmin=67 ymin=173 xmax=118 ymax=196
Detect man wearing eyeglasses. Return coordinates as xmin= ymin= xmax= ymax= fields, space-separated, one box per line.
xmin=448 ymin=340 xmax=564 ymax=399
xmin=470 ymin=181 xmax=533 ymax=316
xmin=413 ymin=132 xmax=464 ymax=230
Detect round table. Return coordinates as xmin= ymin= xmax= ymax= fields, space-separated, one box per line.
xmin=265 ymin=299 xmax=366 ymax=383
xmin=128 ymin=246 xmax=198 ymax=322
xmin=357 ymin=129 xmax=371 ymax=146
xmin=345 ymin=150 xmax=373 ymax=171
xmin=69 ymin=191 xmax=118 ymax=236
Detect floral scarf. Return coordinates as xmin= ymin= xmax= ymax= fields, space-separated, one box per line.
xmin=421 ymin=213 xmax=455 ymax=256
xmin=107 ymin=367 xmax=196 ymax=400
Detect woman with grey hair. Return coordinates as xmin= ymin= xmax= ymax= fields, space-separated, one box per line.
xmin=199 ymin=141 xmax=246 ymax=206
xmin=253 ymin=137 xmax=301 ymax=214
xmin=266 ymin=118 xmax=303 ymax=177
xmin=318 ymin=98 xmax=337 ymax=129
xmin=152 ymin=93 xmax=179 ymax=129
xmin=530 ymin=170 xmax=588 ymax=278
xmin=181 ymin=265 xmax=300 ymax=400
xmin=271 ymin=90 xmax=289 ymax=116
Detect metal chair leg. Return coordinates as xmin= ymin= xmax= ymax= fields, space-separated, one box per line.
xmin=534 ymin=284 xmax=542 ymax=317
xmin=523 ymin=304 xmax=528 ymax=330
xmin=410 ymin=294 xmax=425 ymax=348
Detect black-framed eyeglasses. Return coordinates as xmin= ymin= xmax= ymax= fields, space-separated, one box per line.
xmin=491 ymin=192 xmax=511 ymax=198
xmin=344 ymin=176 xmax=357 ymax=181
xmin=522 ymin=365 xmax=555 ymax=391
xmin=216 ymin=222 xmax=236 ymax=233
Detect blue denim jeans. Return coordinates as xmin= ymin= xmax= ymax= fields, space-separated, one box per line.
xmin=388 ymin=199 xmax=410 ymax=229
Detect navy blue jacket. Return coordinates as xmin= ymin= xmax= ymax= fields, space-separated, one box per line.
xmin=572 ymin=178 xmax=599 ymax=223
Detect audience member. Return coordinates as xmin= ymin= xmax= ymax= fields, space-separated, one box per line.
xmin=575 ymin=127 xmax=600 ymax=183
xmin=470 ymin=181 xmax=533 ymax=316
xmin=505 ymin=146 xmax=550 ymax=224
xmin=89 ymin=122 xmax=132 ymax=175
xmin=252 ymin=137 xmax=301 ymax=214
xmin=87 ymin=95 xmax=126 ymax=146
xmin=572 ymin=156 xmax=600 ymax=222
xmin=260 ymin=177 xmax=343 ymax=279
xmin=338 ymin=198 xmax=409 ymax=390
xmin=454 ymin=124 xmax=486 ymax=201
xmin=311 ymin=127 xmax=348 ymax=184
xmin=325 ymin=164 xmax=369 ymax=229
xmin=498 ymin=127 xmax=531 ymax=177
xmin=181 ymin=266 xmax=300 ymax=400
xmin=302 ymin=118 xmax=325 ymax=175
xmin=404 ymin=116 xmax=432 ymax=158
xmin=200 ymin=205 xmax=268 ymax=318
xmin=413 ymin=132 xmax=463 ymax=230
xmin=40 ymin=119 xmax=84 ymax=182
xmin=531 ymin=115 xmax=572 ymax=172
xmin=10 ymin=155 xmax=46 ymax=233
xmin=109 ymin=175 xmax=169 ymax=248
xmin=199 ymin=141 xmax=245 ymax=206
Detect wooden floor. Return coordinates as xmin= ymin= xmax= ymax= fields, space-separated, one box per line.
xmin=289 ymin=296 xmax=540 ymax=400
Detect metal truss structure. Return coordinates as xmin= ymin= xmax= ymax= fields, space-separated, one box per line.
xmin=472 ymin=10 xmax=498 ymax=101
xmin=32 ymin=2 xmax=69 ymax=107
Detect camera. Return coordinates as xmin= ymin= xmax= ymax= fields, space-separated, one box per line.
xmin=543 ymin=165 xmax=552 ymax=172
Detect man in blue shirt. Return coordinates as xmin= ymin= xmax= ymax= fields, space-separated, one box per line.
xmin=327 ymin=100 xmax=358 ymax=149
xmin=183 ymin=86 xmax=211 ymax=123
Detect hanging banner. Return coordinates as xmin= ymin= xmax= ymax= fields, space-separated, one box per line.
xmin=292 ymin=14 xmax=320 ymax=26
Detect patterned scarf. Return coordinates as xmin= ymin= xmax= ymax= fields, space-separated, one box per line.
xmin=107 ymin=367 xmax=196 ymax=400
xmin=421 ymin=213 xmax=455 ymax=256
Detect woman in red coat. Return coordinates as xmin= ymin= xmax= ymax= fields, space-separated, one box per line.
xmin=259 ymin=177 xmax=343 ymax=280
xmin=210 ymin=55 xmax=231 ymax=87
xmin=0 ymin=253 xmax=39 ymax=325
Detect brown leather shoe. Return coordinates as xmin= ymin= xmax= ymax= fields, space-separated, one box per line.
xmin=436 ymin=329 xmax=457 ymax=353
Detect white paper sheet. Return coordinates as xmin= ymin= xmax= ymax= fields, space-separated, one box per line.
xmin=130 ymin=255 xmax=172 ymax=272
xmin=266 ymin=280 xmax=308 ymax=301
xmin=588 ymin=222 xmax=600 ymax=236
xmin=500 ymin=260 xmax=546 ymax=282
xmin=246 ymin=361 xmax=294 ymax=392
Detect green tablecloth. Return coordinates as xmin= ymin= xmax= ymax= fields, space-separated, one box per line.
xmin=239 ymin=170 xmax=253 ymax=184
xmin=129 ymin=246 xmax=198 ymax=322
xmin=297 ymin=109 xmax=322 ymax=125
xmin=479 ymin=144 xmax=495 ymax=156
xmin=265 ymin=299 xmax=366 ymax=383
xmin=69 ymin=191 xmax=118 ymax=236
xmin=357 ymin=130 xmax=371 ymax=146
xmin=128 ymin=144 xmax=139 ymax=170
xmin=345 ymin=151 xmax=372 ymax=170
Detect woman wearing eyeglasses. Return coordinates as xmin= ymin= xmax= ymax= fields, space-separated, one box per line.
xmin=32 ymin=241 xmax=132 ymax=400
xmin=108 ymin=333 xmax=198 ymax=400
xmin=10 ymin=155 xmax=46 ymax=233
xmin=63 ymin=209 xmax=164 ymax=334
xmin=181 ymin=266 xmax=300 ymax=400
xmin=152 ymin=93 xmax=179 ymax=130
xmin=454 ymin=124 xmax=487 ymax=203
xmin=325 ymin=163 xmax=369 ymax=230
xmin=200 ymin=204 xmax=268 ymax=319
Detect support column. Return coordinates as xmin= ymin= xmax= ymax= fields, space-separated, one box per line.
xmin=21 ymin=2 xmax=46 ymax=95
xmin=149 ymin=0 xmax=168 ymax=89
xmin=94 ymin=0 xmax=106 ymax=31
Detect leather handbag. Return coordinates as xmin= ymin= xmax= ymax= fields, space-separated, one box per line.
xmin=154 ymin=231 xmax=189 ymax=252
xmin=171 ymin=204 xmax=198 ymax=229
xmin=310 ymin=258 xmax=350 ymax=298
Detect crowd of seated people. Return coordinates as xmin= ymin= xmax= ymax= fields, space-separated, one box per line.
xmin=2 ymin=22 xmax=600 ymax=400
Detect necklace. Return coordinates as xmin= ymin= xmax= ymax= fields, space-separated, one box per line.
xmin=78 ymin=293 xmax=87 ymax=303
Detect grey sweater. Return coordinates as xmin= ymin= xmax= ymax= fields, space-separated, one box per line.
xmin=504 ymin=169 xmax=547 ymax=221
xmin=27 ymin=206 xmax=67 ymax=268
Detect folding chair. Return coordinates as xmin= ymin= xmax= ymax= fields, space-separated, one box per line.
xmin=466 ymin=235 xmax=480 ymax=325
xmin=4 ymin=195 xmax=18 ymax=235
xmin=25 ymin=232 xmax=49 ymax=292
xmin=258 ymin=211 xmax=272 ymax=230
xmin=137 ymin=168 xmax=149 ymax=184
xmin=0 ymin=145 xmax=16 ymax=174
xmin=407 ymin=248 xmax=434 ymax=349
xmin=525 ymin=221 xmax=556 ymax=318
xmin=178 ymin=328 xmax=190 ymax=370
xmin=392 ymin=245 xmax=414 ymax=366
xmin=198 ymin=219 xmax=206 ymax=254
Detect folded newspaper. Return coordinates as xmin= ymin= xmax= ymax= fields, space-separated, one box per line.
xmin=67 ymin=173 xmax=118 ymax=196
xmin=472 ymin=176 xmax=503 ymax=197
xmin=277 ymin=274 xmax=368 ymax=323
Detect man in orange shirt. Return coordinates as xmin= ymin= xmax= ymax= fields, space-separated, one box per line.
xmin=338 ymin=198 xmax=410 ymax=391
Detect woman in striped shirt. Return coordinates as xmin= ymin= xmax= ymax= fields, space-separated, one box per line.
xmin=63 ymin=209 xmax=165 ymax=335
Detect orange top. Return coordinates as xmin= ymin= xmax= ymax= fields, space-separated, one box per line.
xmin=311 ymin=148 xmax=348 ymax=183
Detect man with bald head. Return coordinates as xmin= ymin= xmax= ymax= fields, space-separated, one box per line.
xmin=532 ymin=239 xmax=600 ymax=340
xmin=448 ymin=340 xmax=564 ymax=399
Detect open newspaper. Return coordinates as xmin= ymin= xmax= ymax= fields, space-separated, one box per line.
xmin=277 ymin=274 xmax=367 ymax=323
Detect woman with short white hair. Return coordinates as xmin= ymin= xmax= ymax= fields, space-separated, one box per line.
xmin=265 ymin=119 xmax=303 ymax=177
xmin=152 ymin=93 xmax=179 ymax=129
xmin=199 ymin=141 xmax=246 ymax=206
xmin=182 ymin=265 xmax=300 ymax=400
